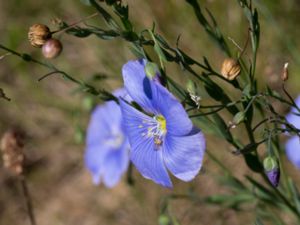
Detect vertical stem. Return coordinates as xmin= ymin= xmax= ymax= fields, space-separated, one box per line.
xmin=126 ymin=162 xmax=134 ymax=186
xmin=20 ymin=176 xmax=37 ymax=225
xmin=245 ymin=121 xmax=255 ymax=144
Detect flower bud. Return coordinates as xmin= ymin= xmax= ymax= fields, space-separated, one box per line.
xmin=42 ymin=38 xmax=63 ymax=59
xmin=0 ymin=129 xmax=25 ymax=175
xmin=281 ymin=62 xmax=289 ymax=81
xmin=145 ymin=62 xmax=159 ymax=78
xmin=145 ymin=62 xmax=162 ymax=84
xmin=263 ymin=156 xmax=280 ymax=187
xmin=233 ymin=111 xmax=245 ymax=123
xmin=221 ymin=58 xmax=241 ymax=80
xmin=186 ymin=80 xmax=196 ymax=95
xmin=186 ymin=80 xmax=201 ymax=108
xmin=230 ymin=111 xmax=245 ymax=128
xmin=28 ymin=24 xmax=52 ymax=48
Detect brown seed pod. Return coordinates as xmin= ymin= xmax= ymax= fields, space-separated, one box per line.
xmin=281 ymin=62 xmax=289 ymax=82
xmin=28 ymin=24 xmax=52 ymax=48
xmin=221 ymin=58 xmax=241 ymax=80
xmin=0 ymin=129 xmax=25 ymax=175
xmin=42 ymin=38 xmax=63 ymax=59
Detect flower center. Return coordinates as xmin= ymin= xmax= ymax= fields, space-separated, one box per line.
xmin=141 ymin=114 xmax=167 ymax=148
xmin=154 ymin=115 xmax=167 ymax=134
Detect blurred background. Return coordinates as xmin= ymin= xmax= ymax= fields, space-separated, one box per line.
xmin=1 ymin=0 xmax=300 ymax=224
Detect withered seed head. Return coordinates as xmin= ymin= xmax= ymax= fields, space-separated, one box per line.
xmin=42 ymin=38 xmax=63 ymax=59
xmin=281 ymin=62 xmax=289 ymax=82
xmin=0 ymin=129 xmax=25 ymax=175
xmin=28 ymin=24 xmax=52 ymax=48
xmin=221 ymin=58 xmax=241 ymax=80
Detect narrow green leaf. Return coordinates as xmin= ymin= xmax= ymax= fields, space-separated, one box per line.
xmin=244 ymin=153 xmax=263 ymax=173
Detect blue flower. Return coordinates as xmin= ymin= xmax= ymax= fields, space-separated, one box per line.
xmin=119 ymin=59 xmax=206 ymax=188
xmin=85 ymin=88 xmax=130 ymax=188
xmin=285 ymin=95 xmax=300 ymax=169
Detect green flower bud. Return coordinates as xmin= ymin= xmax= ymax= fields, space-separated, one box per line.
xmin=145 ymin=62 xmax=159 ymax=80
xmin=232 ymin=111 xmax=245 ymax=126
xmin=186 ymin=79 xmax=196 ymax=95
xmin=263 ymin=156 xmax=278 ymax=171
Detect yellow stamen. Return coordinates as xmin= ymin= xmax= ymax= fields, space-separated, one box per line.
xmin=155 ymin=115 xmax=167 ymax=134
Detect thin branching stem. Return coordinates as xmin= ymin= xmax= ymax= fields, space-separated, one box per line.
xmin=20 ymin=176 xmax=37 ymax=225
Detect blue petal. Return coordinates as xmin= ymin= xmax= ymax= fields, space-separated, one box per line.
xmin=286 ymin=95 xmax=300 ymax=130
xmin=113 ymin=87 xmax=132 ymax=102
xmin=163 ymin=128 xmax=205 ymax=181
xmin=286 ymin=135 xmax=300 ymax=169
xmin=265 ymin=168 xmax=280 ymax=187
xmin=86 ymin=101 xmax=122 ymax=146
xmin=120 ymin=100 xmax=172 ymax=187
xmin=86 ymin=106 xmax=110 ymax=146
xmin=131 ymin=138 xmax=172 ymax=188
xmin=122 ymin=59 xmax=156 ymax=112
xmin=85 ymin=144 xmax=109 ymax=185
xmin=292 ymin=95 xmax=300 ymax=113
xmin=102 ymin=142 xmax=130 ymax=188
xmin=286 ymin=112 xmax=300 ymax=130
xmin=105 ymin=101 xmax=123 ymax=124
xmin=151 ymin=83 xmax=193 ymax=136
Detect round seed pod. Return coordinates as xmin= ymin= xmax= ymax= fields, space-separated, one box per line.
xmin=28 ymin=24 xmax=52 ymax=48
xmin=221 ymin=58 xmax=241 ymax=80
xmin=42 ymin=38 xmax=63 ymax=59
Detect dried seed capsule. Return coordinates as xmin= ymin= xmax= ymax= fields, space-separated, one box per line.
xmin=42 ymin=38 xmax=63 ymax=59
xmin=221 ymin=58 xmax=241 ymax=80
xmin=0 ymin=129 xmax=25 ymax=175
xmin=281 ymin=62 xmax=289 ymax=81
xmin=28 ymin=24 xmax=52 ymax=48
